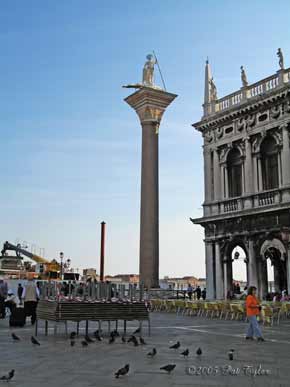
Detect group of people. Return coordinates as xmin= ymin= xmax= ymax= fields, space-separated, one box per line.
xmin=0 ymin=278 xmax=39 ymax=325
xmin=186 ymin=284 xmax=206 ymax=300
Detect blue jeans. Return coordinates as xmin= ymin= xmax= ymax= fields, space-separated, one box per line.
xmin=246 ymin=315 xmax=262 ymax=338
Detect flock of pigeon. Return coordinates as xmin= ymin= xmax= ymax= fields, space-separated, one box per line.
xmin=1 ymin=329 xmax=236 ymax=381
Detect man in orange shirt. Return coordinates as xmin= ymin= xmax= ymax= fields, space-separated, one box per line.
xmin=245 ymin=286 xmax=265 ymax=341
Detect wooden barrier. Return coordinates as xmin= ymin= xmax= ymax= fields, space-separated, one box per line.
xmin=35 ymin=300 xmax=150 ymax=336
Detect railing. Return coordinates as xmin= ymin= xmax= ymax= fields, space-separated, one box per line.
xmin=258 ymin=191 xmax=275 ymax=206
xmin=212 ymin=69 xmax=289 ymax=115
xmin=224 ymin=199 xmax=238 ymax=212
xmin=205 ymin=188 xmax=283 ymax=216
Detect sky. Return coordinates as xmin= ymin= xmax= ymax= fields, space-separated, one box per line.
xmin=1 ymin=0 xmax=290 ymax=279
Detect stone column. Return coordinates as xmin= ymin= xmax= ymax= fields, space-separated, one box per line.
xmin=213 ymin=148 xmax=221 ymax=201
xmin=203 ymin=147 xmax=212 ymax=202
xmin=274 ymin=266 xmax=280 ymax=292
xmin=205 ymin=242 xmax=215 ymax=299
xmin=215 ymin=242 xmax=224 ymax=299
xmin=125 ymin=87 xmax=177 ymax=288
xmin=248 ymin=239 xmax=258 ymax=288
xmin=224 ymin=166 xmax=229 ymax=198
xmin=223 ymin=259 xmax=228 ymax=299
xmin=252 ymin=155 xmax=258 ymax=193
xmin=286 ymin=243 xmax=290 ymax=295
xmin=244 ymin=137 xmax=253 ymax=208
xmin=257 ymin=155 xmax=263 ymax=191
xmin=261 ymin=259 xmax=268 ymax=298
xmin=281 ymin=125 xmax=290 ymax=185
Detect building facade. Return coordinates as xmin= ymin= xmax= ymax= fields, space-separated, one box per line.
xmin=192 ymin=53 xmax=290 ymax=299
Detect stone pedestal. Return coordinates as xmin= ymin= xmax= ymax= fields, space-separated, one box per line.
xmin=125 ymin=87 xmax=177 ymax=288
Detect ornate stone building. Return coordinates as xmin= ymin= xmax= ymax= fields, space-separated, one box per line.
xmin=192 ymin=52 xmax=290 ymax=299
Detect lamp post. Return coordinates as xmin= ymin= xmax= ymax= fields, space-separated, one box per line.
xmin=60 ymin=252 xmax=64 ymax=280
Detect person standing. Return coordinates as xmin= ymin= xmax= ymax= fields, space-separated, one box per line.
xmin=0 ymin=279 xmax=8 ymax=318
xmin=23 ymin=279 xmax=39 ymax=325
xmin=195 ymin=286 xmax=201 ymax=300
xmin=17 ymin=283 xmax=24 ymax=304
xmin=187 ymin=284 xmax=193 ymax=300
xmin=245 ymin=286 xmax=265 ymax=342
xmin=201 ymin=288 xmax=206 ymax=300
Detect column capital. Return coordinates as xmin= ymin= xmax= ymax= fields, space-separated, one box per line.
xmin=124 ymin=87 xmax=177 ymax=125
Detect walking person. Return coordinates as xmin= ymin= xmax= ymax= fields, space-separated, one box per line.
xmin=0 ymin=279 xmax=8 ymax=318
xmin=245 ymin=286 xmax=265 ymax=342
xmin=23 ymin=279 xmax=39 ymax=325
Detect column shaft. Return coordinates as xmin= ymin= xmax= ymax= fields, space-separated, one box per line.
xmin=215 ymin=242 xmax=224 ymax=299
xmin=248 ymin=239 xmax=258 ymax=288
xmin=244 ymin=138 xmax=253 ymax=193
xmin=282 ymin=125 xmax=290 ymax=186
xmin=205 ymin=242 xmax=215 ymax=299
xmin=213 ymin=149 xmax=221 ymax=200
xmin=203 ymin=148 xmax=212 ymax=202
xmin=139 ymin=122 xmax=159 ymax=288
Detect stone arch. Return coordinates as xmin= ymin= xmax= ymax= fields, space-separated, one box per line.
xmin=225 ymin=238 xmax=248 ymax=260
xmin=260 ymin=238 xmax=286 ymax=261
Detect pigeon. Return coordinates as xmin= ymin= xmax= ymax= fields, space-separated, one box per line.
xmin=0 ymin=369 xmax=15 ymax=381
xmin=31 ymin=336 xmax=40 ymax=346
xmin=181 ymin=349 xmax=189 ymax=358
xmin=133 ymin=327 xmax=141 ymax=334
xmin=94 ymin=331 xmax=102 ymax=341
xmin=132 ymin=336 xmax=139 ymax=346
xmin=109 ymin=335 xmax=115 ymax=344
xmin=147 ymin=348 xmax=157 ymax=358
xmin=196 ymin=347 xmax=202 ymax=356
xmin=70 ymin=340 xmax=75 ymax=347
xmin=127 ymin=335 xmax=135 ymax=343
xmin=85 ymin=335 xmax=94 ymax=343
xmin=115 ymin=364 xmax=130 ymax=378
xmin=121 ymin=336 xmax=126 ymax=343
xmin=112 ymin=329 xmax=120 ymax=337
xmin=70 ymin=332 xmax=77 ymax=339
xmin=169 ymin=341 xmax=180 ymax=350
xmin=11 ymin=333 xmax=20 ymax=341
xmin=228 ymin=349 xmax=235 ymax=361
xmin=81 ymin=340 xmax=88 ymax=347
xmin=139 ymin=337 xmax=146 ymax=345
xmin=160 ymin=364 xmax=176 ymax=373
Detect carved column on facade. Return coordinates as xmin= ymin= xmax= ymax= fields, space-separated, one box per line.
xmin=203 ymin=147 xmax=212 ymax=203
xmin=286 ymin=242 xmax=290 ymax=295
xmin=281 ymin=124 xmax=290 ymax=201
xmin=257 ymin=257 xmax=268 ymax=299
xmin=248 ymin=239 xmax=258 ymax=288
xmin=215 ymin=241 xmax=224 ymax=299
xmin=244 ymin=136 xmax=253 ymax=208
xmin=213 ymin=147 xmax=221 ymax=201
xmin=205 ymin=241 xmax=215 ymax=299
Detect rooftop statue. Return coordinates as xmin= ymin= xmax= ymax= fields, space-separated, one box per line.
xmin=277 ymin=48 xmax=284 ymax=70
xmin=240 ymin=66 xmax=248 ymax=87
xmin=210 ymin=77 xmax=217 ymax=100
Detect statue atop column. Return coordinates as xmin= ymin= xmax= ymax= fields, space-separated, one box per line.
xmin=142 ymin=54 xmax=157 ymax=87
xmin=209 ymin=78 xmax=217 ymax=100
xmin=277 ymin=48 xmax=284 ymax=70
xmin=240 ymin=66 xmax=248 ymax=87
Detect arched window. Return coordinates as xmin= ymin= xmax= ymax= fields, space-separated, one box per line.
xmin=227 ymin=148 xmax=242 ymax=198
xmin=260 ymin=136 xmax=279 ymax=190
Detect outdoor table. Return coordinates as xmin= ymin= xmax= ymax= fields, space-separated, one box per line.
xmin=35 ymin=300 xmax=150 ymax=336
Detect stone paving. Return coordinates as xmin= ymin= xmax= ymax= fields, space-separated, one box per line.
xmin=0 ymin=312 xmax=290 ymax=387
